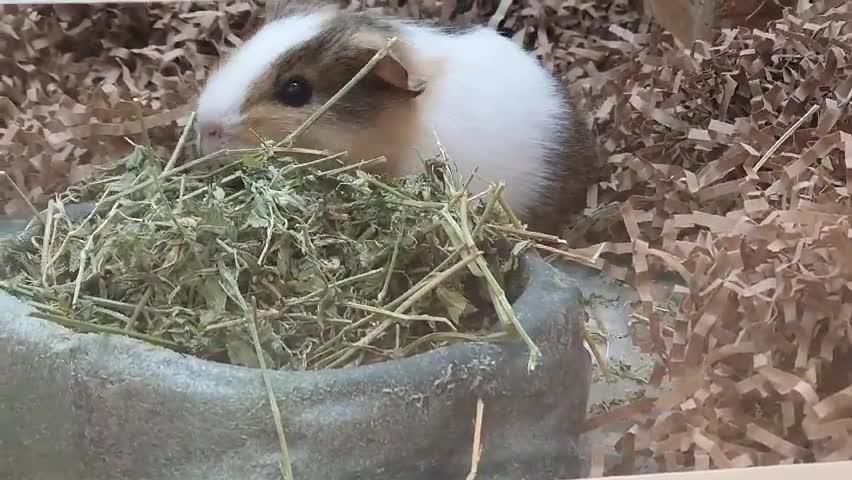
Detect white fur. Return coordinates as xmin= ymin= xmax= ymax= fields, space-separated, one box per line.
xmin=392 ymin=22 xmax=567 ymax=213
xmin=196 ymin=11 xmax=569 ymax=214
xmin=196 ymin=10 xmax=333 ymax=131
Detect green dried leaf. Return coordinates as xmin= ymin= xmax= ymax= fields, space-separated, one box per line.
xmin=435 ymin=284 xmax=474 ymax=324
xmin=0 ymin=139 xmax=543 ymax=371
xmin=227 ymin=334 xmax=264 ymax=368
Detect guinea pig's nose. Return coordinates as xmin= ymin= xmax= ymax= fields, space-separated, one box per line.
xmin=203 ymin=124 xmax=224 ymax=139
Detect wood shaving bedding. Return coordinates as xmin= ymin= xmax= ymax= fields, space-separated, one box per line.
xmin=3 ymin=0 xmax=851 ymax=475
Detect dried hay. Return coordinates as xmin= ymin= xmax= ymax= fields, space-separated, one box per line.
xmin=1 ymin=131 xmax=556 ymax=371
xmin=2 ymin=0 xmax=852 ymax=476
xmin=0 ymin=27 xmax=565 ymax=371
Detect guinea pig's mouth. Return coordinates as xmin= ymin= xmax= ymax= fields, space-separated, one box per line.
xmin=195 ymin=121 xmax=242 ymax=158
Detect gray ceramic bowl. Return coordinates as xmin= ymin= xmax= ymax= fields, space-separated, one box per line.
xmin=0 ymin=206 xmax=591 ymax=480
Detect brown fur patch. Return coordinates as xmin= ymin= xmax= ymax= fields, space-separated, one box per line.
xmin=239 ymin=11 xmax=423 ymax=173
xmin=239 ymin=99 xmax=416 ymax=177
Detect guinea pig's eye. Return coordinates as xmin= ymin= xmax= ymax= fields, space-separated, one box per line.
xmin=275 ymin=76 xmax=312 ymax=107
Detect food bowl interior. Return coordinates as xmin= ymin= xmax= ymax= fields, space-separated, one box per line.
xmin=0 ymin=204 xmax=543 ymax=372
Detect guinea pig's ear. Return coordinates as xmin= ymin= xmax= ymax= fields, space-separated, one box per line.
xmin=357 ymin=47 xmax=427 ymax=97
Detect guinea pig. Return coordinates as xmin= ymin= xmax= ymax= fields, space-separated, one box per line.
xmin=194 ymin=3 xmax=601 ymax=235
